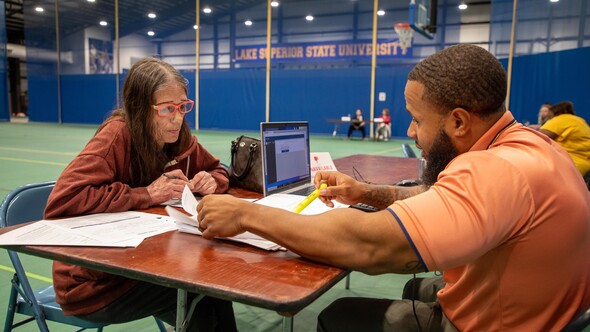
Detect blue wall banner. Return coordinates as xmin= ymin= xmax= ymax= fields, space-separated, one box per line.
xmin=234 ymin=39 xmax=412 ymax=63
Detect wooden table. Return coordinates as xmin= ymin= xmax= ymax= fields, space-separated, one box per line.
xmin=0 ymin=155 xmax=418 ymax=331
xmin=334 ymin=154 xmax=419 ymax=185
xmin=326 ymin=119 xmax=391 ymax=140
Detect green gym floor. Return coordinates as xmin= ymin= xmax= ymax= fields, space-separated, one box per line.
xmin=0 ymin=122 xmax=429 ymax=331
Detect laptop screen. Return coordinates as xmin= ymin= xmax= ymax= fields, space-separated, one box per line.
xmin=260 ymin=121 xmax=311 ymax=196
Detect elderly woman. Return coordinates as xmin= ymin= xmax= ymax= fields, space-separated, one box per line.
xmin=45 ymin=58 xmax=236 ymax=331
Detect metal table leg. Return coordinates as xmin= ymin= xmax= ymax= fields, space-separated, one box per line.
xmin=282 ymin=316 xmax=294 ymax=332
xmin=176 ymin=289 xmax=204 ymax=332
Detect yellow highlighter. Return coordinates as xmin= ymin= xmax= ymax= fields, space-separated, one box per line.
xmin=292 ymin=183 xmax=328 ymax=214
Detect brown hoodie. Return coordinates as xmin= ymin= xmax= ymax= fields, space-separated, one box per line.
xmin=45 ymin=118 xmax=228 ymax=315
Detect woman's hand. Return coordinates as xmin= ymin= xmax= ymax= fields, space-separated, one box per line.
xmin=190 ymin=171 xmax=218 ymax=195
xmin=146 ymin=170 xmax=189 ymax=205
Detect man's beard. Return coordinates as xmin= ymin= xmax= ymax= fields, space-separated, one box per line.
xmin=421 ymin=129 xmax=459 ymax=187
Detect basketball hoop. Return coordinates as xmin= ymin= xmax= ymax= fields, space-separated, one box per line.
xmin=394 ymin=23 xmax=414 ymax=55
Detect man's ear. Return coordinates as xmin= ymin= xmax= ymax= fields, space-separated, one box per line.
xmin=447 ymin=108 xmax=471 ymax=137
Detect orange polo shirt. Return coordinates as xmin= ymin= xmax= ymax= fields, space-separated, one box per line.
xmin=388 ymin=111 xmax=590 ymax=331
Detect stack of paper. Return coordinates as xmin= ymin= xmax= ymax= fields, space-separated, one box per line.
xmin=0 ymin=211 xmax=177 ymax=247
xmin=254 ymin=193 xmax=348 ymax=214
xmin=166 ymin=186 xmax=348 ymax=251
xmin=166 ymin=186 xmax=285 ymax=251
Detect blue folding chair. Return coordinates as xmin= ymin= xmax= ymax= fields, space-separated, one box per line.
xmin=0 ymin=181 xmax=167 ymax=332
xmin=402 ymin=143 xmax=417 ymax=158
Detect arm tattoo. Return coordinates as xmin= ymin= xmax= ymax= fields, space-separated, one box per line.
xmin=403 ymin=260 xmax=424 ymax=273
xmin=363 ymin=185 xmax=394 ymax=209
xmin=363 ymin=185 xmax=426 ymax=209
xmin=394 ymin=187 xmax=417 ymax=201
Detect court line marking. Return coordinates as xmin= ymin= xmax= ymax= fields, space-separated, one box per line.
xmin=0 ymin=157 xmax=68 ymax=167
xmin=0 ymin=146 xmax=77 ymax=156
xmin=369 ymin=147 xmax=402 ymax=155
xmin=0 ymin=264 xmax=53 ymax=283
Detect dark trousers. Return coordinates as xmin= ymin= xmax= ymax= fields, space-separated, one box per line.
xmin=77 ymin=281 xmax=237 ymax=332
xmin=348 ymin=124 xmax=366 ymax=138
xmin=317 ymin=276 xmax=457 ymax=332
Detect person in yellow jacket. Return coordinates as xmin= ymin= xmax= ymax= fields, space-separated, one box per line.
xmin=540 ymin=101 xmax=590 ymax=177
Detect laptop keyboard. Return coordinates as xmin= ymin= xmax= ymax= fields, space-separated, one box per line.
xmin=288 ymin=185 xmax=316 ymax=196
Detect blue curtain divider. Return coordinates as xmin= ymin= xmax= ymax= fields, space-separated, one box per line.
xmin=25 ymin=47 xmax=590 ymax=134
xmin=503 ymin=46 xmax=590 ymax=124
xmin=60 ymin=74 xmax=118 ymax=124
xmin=198 ymin=66 xmax=414 ymax=137
xmin=28 ymin=72 xmax=59 ymax=123
xmin=197 ymin=69 xmax=265 ymax=132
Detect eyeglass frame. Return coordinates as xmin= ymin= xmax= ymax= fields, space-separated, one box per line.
xmin=151 ymin=99 xmax=195 ymax=117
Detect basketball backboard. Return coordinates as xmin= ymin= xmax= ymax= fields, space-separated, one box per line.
xmin=409 ymin=0 xmax=437 ymax=39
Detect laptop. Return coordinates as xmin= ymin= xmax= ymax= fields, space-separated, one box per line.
xmin=260 ymin=121 xmax=316 ymax=197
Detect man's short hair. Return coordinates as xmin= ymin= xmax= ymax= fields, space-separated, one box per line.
xmin=408 ymin=44 xmax=507 ymax=118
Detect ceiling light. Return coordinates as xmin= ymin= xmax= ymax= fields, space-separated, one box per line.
xmin=458 ymin=2 xmax=468 ymax=10
xmin=99 ymin=21 xmax=108 ymax=26
xmin=87 ymin=0 xmax=95 ymax=2
xmin=550 ymin=0 xmax=559 ymax=2
xmin=193 ymin=25 xmax=199 ymax=30
xmin=35 ymin=7 xmax=44 ymax=12
xmin=305 ymin=15 xmax=314 ymax=21
xmin=377 ymin=9 xmax=385 ymax=16
xmin=245 ymin=20 xmax=253 ymax=26
xmin=147 ymin=31 xmax=155 ymax=36
xmin=203 ymin=7 xmax=212 ymax=14
xmin=148 ymin=12 xmax=156 ymax=19
xmin=270 ymin=1 xmax=279 ymax=7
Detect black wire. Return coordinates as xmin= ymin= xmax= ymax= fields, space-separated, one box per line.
xmin=412 ymin=273 xmax=423 ymax=332
xmin=352 ymin=166 xmax=374 ymax=184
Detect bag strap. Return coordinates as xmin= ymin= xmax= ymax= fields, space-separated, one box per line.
xmin=230 ymin=136 xmax=258 ymax=181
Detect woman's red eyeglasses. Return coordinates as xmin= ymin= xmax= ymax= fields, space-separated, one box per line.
xmin=152 ymin=100 xmax=195 ymax=116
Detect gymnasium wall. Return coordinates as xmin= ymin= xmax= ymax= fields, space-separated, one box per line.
xmin=18 ymin=0 xmax=590 ymax=136
xmin=0 ymin=0 xmax=8 ymax=121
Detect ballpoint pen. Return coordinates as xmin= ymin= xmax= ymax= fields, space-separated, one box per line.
xmin=292 ymin=183 xmax=328 ymax=214
xmin=162 ymin=173 xmax=180 ymax=180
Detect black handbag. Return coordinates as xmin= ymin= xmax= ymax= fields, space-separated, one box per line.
xmin=228 ymin=135 xmax=263 ymax=193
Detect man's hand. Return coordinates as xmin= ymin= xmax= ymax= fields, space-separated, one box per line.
xmin=313 ymin=171 xmax=366 ymax=207
xmin=197 ymin=195 xmax=248 ymax=239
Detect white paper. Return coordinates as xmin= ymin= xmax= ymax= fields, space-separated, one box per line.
xmin=167 ymin=186 xmax=348 ymax=251
xmin=310 ymin=152 xmax=338 ymax=180
xmin=180 ymin=185 xmax=199 ymax=217
xmin=166 ymin=185 xmax=285 ymax=251
xmin=255 ymin=193 xmax=348 ymax=215
xmin=0 ymin=211 xmax=177 ymax=247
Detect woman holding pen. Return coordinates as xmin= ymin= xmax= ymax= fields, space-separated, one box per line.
xmin=44 ymin=58 xmax=236 ymax=331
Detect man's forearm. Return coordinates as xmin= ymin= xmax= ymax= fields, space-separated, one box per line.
xmin=362 ymin=184 xmax=426 ymax=209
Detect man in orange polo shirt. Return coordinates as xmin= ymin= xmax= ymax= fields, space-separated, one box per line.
xmin=197 ymin=44 xmax=590 ymax=331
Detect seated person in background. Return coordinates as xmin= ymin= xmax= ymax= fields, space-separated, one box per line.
xmin=539 ymin=100 xmax=590 ymax=177
xmin=44 ymin=57 xmax=237 ymax=331
xmin=347 ymin=108 xmax=366 ymax=139
xmin=528 ymin=103 xmax=552 ymax=129
xmin=196 ymin=44 xmax=590 ymax=331
xmin=376 ymin=108 xmax=392 ymax=141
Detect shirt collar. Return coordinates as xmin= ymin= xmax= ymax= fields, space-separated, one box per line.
xmin=469 ymin=111 xmax=517 ymax=152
